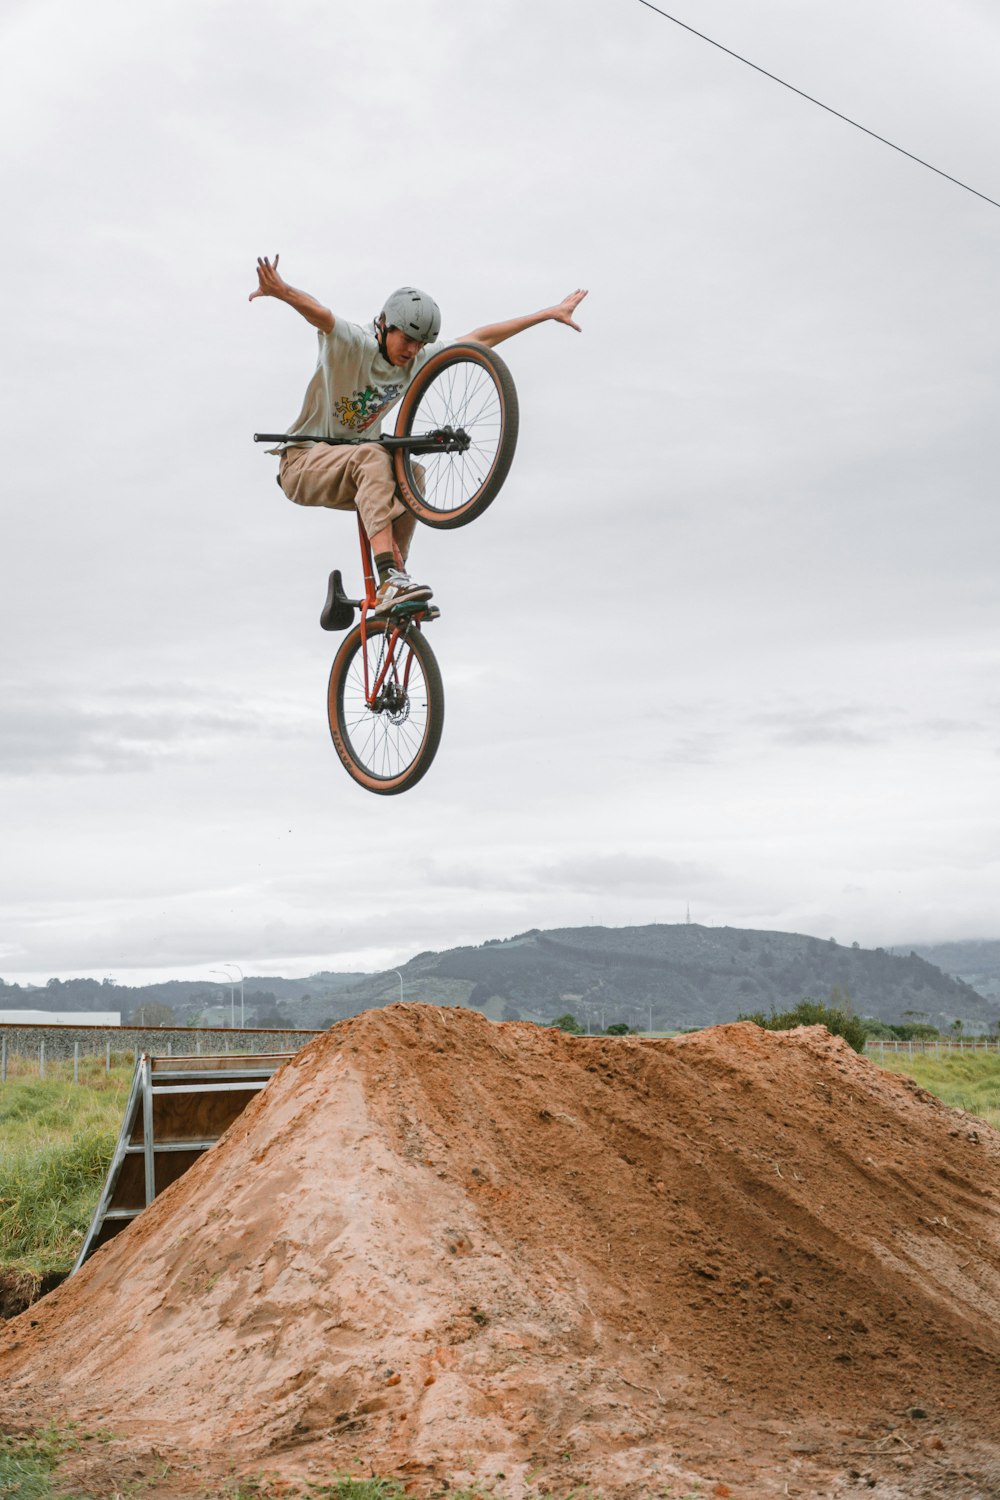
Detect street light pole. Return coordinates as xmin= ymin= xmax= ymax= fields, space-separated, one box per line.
xmin=223 ymin=964 xmax=245 ymax=1027
xmin=391 ymin=970 xmax=404 ymax=1003
xmin=210 ymin=969 xmax=235 ymax=1028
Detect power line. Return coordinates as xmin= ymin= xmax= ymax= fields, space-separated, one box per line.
xmin=636 ymin=0 xmax=1000 ymax=212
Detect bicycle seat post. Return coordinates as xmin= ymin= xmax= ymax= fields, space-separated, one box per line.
xmin=356 ymin=511 xmax=376 ymax=609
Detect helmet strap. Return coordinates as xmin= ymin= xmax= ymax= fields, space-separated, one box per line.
xmin=374 ymin=314 xmax=390 ymax=360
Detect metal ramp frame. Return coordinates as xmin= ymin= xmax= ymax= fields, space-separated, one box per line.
xmin=73 ymin=1050 xmax=294 ymax=1272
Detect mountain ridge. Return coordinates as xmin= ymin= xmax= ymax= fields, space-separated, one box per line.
xmin=4 ymin=924 xmax=996 ymax=1034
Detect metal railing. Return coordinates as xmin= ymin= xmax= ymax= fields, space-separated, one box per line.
xmin=0 ymin=1023 xmax=322 ymax=1082
xmin=865 ymin=1037 xmax=1000 ymax=1058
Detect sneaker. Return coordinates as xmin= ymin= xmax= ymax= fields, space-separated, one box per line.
xmin=371 ymin=569 xmax=433 ymax=616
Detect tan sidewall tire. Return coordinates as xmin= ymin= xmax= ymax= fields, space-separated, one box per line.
xmin=392 ymin=342 xmax=519 ymax=529
xmin=327 ymin=620 xmax=445 ymax=795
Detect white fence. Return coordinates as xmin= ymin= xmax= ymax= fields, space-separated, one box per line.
xmin=865 ymin=1038 xmax=1000 ymax=1059
xmin=0 ymin=1022 xmax=321 ymax=1083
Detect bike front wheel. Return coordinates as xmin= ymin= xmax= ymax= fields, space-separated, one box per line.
xmin=392 ymin=342 xmax=519 ymax=528
xmin=327 ymin=618 xmax=444 ymax=794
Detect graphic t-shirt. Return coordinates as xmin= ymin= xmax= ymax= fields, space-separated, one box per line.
xmin=280 ymin=317 xmax=443 ymax=448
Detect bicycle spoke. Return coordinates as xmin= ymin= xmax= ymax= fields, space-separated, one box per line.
xmin=337 ymin=634 xmax=431 ymax=781
xmin=391 ymin=343 xmax=517 ymax=532
xmin=409 ymin=363 xmax=503 ymax=515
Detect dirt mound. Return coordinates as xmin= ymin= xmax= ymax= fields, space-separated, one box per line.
xmin=2 ymin=1005 xmax=999 ymax=1498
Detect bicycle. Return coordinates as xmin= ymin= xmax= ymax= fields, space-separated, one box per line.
xmin=254 ymin=342 xmax=519 ymax=794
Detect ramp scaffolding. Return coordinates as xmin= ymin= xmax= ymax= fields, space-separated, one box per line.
xmin=74 ymin=1050 xmax=294 ymax=1271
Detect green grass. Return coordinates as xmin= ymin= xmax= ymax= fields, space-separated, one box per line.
xmin=305 ymin=1483 xmax=410 ymax=1499
xmin=0 ymin=1060 xmax=130 ymax=1276
xmin=875 ymin=1050 xmax=1000 ymax=1130
xmin=0 ymin=1424 xmax=87 ymax=1499
xmin=0 ymin=1451 xmax=683 ymax=1500
xmin=302 ymin=1483 xmax=599 ymax=1500
xmin=214 ymin=1479 xmax=604 ymax=1500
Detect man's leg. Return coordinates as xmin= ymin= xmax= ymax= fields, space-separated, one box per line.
xmin=280 ymin=444 xmax=431 ymax=611
xmin=387 ymin=510 xmax=417 ymax=567
xmin=386 ymin=460 xmax=423 ymax=565
xmin=280 ymin=441 xmax=396 ymax=518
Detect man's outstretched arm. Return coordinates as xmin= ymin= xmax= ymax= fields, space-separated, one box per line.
xmin=461 ymin=289 xmax=587 ymax=348
xmin=249 ymin=255 xmax=334 ymax=335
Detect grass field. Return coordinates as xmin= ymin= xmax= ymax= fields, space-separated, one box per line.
xmin=874 ymin=1050 xmax=1000 ymax=1131
xmin=0 ymin=1055 xmax=131 ymax=1276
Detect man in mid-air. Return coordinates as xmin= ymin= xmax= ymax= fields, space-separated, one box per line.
xmin=250 ymin=256 xmax=587 ymax=614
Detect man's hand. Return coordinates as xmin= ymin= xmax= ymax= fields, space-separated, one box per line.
xmin=552 ymin=288 xmax=588 ymax=331
xmin=248 ymin=254 xmax=334 ymax=333
xmin=463 ymin=288 xmax=589 ymax=349
xmin=249 ymin=254 xmax=286 ymax=302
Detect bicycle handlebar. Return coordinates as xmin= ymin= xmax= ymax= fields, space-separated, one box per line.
xmin=254 ymin=433 xmax=356 ymax=445
xmin=253 ymin=429 xmax=470 ymax=454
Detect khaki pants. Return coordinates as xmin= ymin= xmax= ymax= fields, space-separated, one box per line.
xmin=279 ymin=442 xmax=408 ymax=540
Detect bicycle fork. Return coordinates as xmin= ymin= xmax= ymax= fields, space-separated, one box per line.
xmin=360 ymin=615 xmax=419 ymax=711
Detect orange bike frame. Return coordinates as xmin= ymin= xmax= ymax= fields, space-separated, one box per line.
xmin=355 ymin=512 xmax=417 ymax=707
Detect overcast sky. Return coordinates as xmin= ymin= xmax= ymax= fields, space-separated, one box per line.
xmin=3 ymin=0 xmax=999 ymax=985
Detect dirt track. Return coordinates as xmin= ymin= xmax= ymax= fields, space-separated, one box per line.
xmin=2 ymin=1005 xmax=999 ymax=1498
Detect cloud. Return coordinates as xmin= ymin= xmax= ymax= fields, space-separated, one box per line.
xmin=526 ymin=853 xmax=714 ymax=897
xmin=0 ymin=684 xmax=311 ymax=777
xmin=415 ymin=852 xmax=714 ymax=900
xmin=2 ymin=0 xmax=1000 ymax=982
xmin=756 ymin=706 xmax=883 ymax=749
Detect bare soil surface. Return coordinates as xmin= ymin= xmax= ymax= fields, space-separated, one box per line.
xmin=1 ymin=1005 xmax=999 ymax=1498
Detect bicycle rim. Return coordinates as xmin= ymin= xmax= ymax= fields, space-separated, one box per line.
xmin=328 ymin=621 xmax=443 ymax=794
xmin=394 ymin=344 xmax=518 ymax=527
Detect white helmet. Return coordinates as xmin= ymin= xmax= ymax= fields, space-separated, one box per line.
xmin=379 ymin=286 xmax=441 ymax=344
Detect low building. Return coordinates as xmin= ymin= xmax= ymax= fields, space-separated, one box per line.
xmin=0 ymin=1010 xmax=122 ymax=1027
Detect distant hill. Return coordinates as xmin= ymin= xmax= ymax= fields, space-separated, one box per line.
xmin=349 ymin=923 xmax=995 ymax=1034
xmin=905 ymin=939 xmax=1000 ymax=1003
xmin=6 ymin=924 xmax=992 ymax=1033
xmin=0 ymin=972 xmax=365 ymax=1029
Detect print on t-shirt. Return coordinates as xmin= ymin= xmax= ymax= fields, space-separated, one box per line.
xmin=335 ymin=381 xmax=405 ymax=432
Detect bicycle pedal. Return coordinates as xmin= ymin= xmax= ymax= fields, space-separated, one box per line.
xmin=388 ymin=598 xmax=438 ymax=619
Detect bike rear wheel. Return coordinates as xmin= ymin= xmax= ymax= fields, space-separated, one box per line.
xmin=392 ymin=342 xmax=519 ymax=528
xmin=327 ymin=618 xmax=444 ymax=794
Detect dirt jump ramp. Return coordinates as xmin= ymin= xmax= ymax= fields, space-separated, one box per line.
xmin=2 ymin=1004 xmax=999 ymax=1499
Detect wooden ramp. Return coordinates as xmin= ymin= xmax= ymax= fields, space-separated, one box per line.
xmin=73 ymin=1051 xmax=294 ymax=1271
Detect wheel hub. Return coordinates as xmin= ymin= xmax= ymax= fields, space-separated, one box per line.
xmin=373 ymin=681 xmax=410 ymax=722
